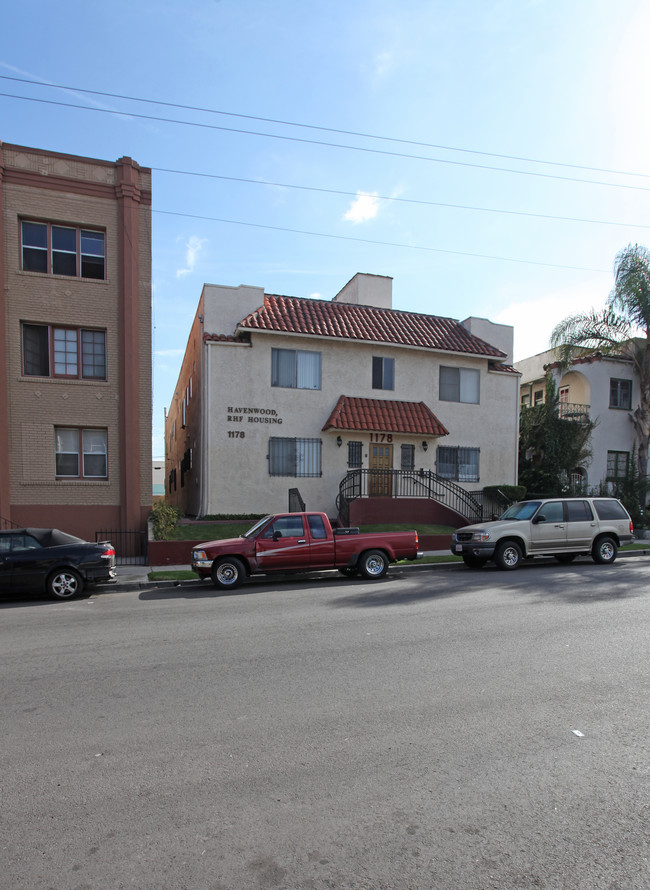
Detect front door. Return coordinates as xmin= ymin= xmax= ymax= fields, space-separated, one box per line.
xmin=369 ymin=444 xmax=393 ymax=497
xmin=529 ymin=500 xmax=567 ymax=552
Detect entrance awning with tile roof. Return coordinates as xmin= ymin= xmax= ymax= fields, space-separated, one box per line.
xmin=322 ymin=396 xmax=449 ymax=437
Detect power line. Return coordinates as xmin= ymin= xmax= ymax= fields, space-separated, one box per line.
xmin=2 ymin=73 xmax=649 ymax=182
xmin=154 ymin=208 xmax=610 ymax=273
xmin=3 ymin=90 xmax=650 ymax=194
xmin=153 ymin=166 xmax=650 ymax=230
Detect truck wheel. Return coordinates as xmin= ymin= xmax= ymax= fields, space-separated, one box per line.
xmin=495 ymin=541 xmax=522 ymax=570
xmin=359 ymin=550 xmax=388 ymax=580
xmin=211 ymin=557 xmax=245 ymax=589
xmin=592 ymin=536 xmax=617 ymax=565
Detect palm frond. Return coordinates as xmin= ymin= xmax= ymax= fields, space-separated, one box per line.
xmin=608 ymin=243 xmax=650 ymax=332
xmin=550 ymin=307 xmax=632 ymax=365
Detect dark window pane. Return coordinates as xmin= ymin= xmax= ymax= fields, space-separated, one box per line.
xmin=81 ymin=254 xmax=105 ymax=279
xmin=23 ymin=324 xmax=50 ymax=376
xmin=22 ymin=221 xmax=47 ymax=248
xmin=52 ymin=251 xmax=77 ymax=276
xmin=372 ymin=356 xmax=383 ymax=389
xmin=52 ymin=227 xmax=76 ymax=251
xmin=83 ymin=454 xmax=107 ymax=477
xmin=23 ymin=247 xmax=48 ymax=273
xmin=81 ymin=330 xmax=106 ymax=379
xmin=56 ymin=453 xmax=79 ymax=476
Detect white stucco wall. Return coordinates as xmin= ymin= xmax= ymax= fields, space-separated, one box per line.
xmin=200 ymin=331 xmax=520 ymax=516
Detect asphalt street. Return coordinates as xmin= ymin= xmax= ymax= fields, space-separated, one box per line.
xmin=2 ymin=559 xmax=650 ymax=889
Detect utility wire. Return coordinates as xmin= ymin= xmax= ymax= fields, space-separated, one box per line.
xmin=154 ymin=208 xmax=610 ymax=274
xmin=2 ymin=90 xmax=650 ymax=194
xmin=2 ymin=73 xmax=649 ymax=182
xmin=153 ymin=166 xmax=650 ymax=230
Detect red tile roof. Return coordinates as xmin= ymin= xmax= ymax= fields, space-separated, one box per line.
xmin=322 ymin=396 xmax=449 ymax=437
xmin=239 ymin=295 xmax=506 ymax=358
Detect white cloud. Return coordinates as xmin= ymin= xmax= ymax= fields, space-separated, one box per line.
xmin=494 ymin=281 xmax=606 ymax=363
xmin=344 ymin=191 xmax=381 ymax=224
xmin=176 ymin=235 xmax=207 ymax=278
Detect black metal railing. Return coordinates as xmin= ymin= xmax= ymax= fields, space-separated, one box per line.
xmin=336 ymin=469 xmax=500 ymax=527
xmin=1 ymin=515 xmax=20 ymax=530
xmin=95 ymin=529 xmax=147 ymax=565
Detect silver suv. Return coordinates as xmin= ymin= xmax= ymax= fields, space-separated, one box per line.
xmin=451 ymin=497 xmax=634 ymax=570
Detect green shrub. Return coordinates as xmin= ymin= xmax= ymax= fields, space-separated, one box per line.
xmin=150 ymin=502 xmax=183 ymax=540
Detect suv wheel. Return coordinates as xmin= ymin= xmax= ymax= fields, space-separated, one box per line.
xmin=592 ymin=535 xmax=617 ymax=565
xmin=495 ymin=540 xmax=523 ymax=570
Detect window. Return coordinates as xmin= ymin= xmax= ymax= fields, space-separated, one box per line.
xmin=559 ymin=386 xmax=569 ymax=403
xmin=610 ymin=378 xmax=632 ymax=409
xmin=261 ymin=515 xmax=306 ymax=538
xmin=607 ymin=450 xmax=629 ymax=480
xmin=566 ymin=500 xmax=594 ymax=522
xmin=436 ymin=446 xmax=480 ymax=482
xmin=271 ymin=348 xmax=321 ymax=389
xmin=521 ymin=393 xmax=530 ymax=407
xmin=55 ymin=428 xmax=107 ymax=478
xmin=268 ymin=438 xmax=322 ymax=477
xmin=372 ymin=356 xmax=395 ymax=390
xmin=594 ymin=499 xmax=629 ymax=520
xmin=347 ymin=441 xmax=362 ymax=468
xmin=533 ymin=390 xmax=544 ymax=405
xmin=21 ymin=221 xmax=105 ymax=279
xmin=439 ymin=367 xmax=480 ymax=404
xmin=22 ymin=324 xmax=106 ymax=380
xmin=401 ymin=444 xmax=415 ymax=470
xmin=307 ymin=515 xmax=327 ymax=539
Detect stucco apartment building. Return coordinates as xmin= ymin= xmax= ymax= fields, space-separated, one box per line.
xmin=516 ymin=347 xmax=643 ymax=493
xmin=165 ymin=273 xmax=520 ymax=525
xmin=0 ymin=141 xmax=152 ymax=540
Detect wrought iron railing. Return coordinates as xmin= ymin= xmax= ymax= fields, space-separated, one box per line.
xmin=1 ymin=515 xmax=20 ymax=530
xmin=335 ymin=469 xmax=507 ymax=527
xmin=95 ymin=529 xmax=147 ymax=565
xmin=557 ymin=402 xmax=590 ymax=422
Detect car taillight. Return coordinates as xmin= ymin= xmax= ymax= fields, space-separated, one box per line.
xmin=630 ymin=521 xmax=634 ymax=534
xmin=102 ymin=547 xmax=115 ymax=557
xmin=415 ymin=532 xmax=419 ymax=548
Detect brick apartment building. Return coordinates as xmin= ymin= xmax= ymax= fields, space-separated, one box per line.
xmin=0 ymin=141 xmax=152 ymax=540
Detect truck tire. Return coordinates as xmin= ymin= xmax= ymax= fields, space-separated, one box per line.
xmin=495 ymin=540 xmax=523 ymax=570
xmin=359 ymin=549 xmax=388 ymax=580
xmin=592 ymin=536 xmax=617 ymax=565
xmin=211 ymin=556 xmax=245 ymax=589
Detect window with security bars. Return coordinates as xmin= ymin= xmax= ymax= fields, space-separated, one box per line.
xmin=436 ymin=446 xmax=480 ymax=482
xmin=271 ymin=348 xmax=321 ymax=389
xmin=21 ymin=221 xmax=105 ymax=279
xmin=268 ymin=438 xmax=322 ymax=477
xmin=347 ymin=441 xmax=362 ymax=468
xmin=22 ymin=323 xmax=106 ymax=380
xmin=401 ymin=444 xmax=415 ymax=469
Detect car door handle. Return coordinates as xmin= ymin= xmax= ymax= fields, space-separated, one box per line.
xmin=298 ymin=539 xmax=306 ymax=544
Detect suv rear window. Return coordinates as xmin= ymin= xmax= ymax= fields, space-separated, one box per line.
xmin=566 ymin=500 xmax=594 ymax=521
xmin=593 ymin=499 xmax=628 ymax=520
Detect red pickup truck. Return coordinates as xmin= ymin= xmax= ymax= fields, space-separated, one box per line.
xmin=191 ymin=512 xmax=421 ymax=589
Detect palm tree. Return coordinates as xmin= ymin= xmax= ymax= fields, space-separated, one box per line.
xmin=550 ymin=243 xmax=650 ymax=477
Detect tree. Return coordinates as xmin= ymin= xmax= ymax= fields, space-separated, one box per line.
xmin=550 ymin=243 xmax=650 ymax=478
xmin=518 ymin=374 xmax=596 ymax=496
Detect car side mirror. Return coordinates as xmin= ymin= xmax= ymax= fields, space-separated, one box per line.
xmin=534 ymin=514 xmax=546 ymax=524
xmin=272 ymin=530 xmax=283 ymax=541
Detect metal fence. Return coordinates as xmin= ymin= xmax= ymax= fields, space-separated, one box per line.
xmin=95 ymin=529 xmax=147 ymax=565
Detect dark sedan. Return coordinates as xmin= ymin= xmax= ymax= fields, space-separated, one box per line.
xmin=0 ymin=528 xmax=116 ymax=599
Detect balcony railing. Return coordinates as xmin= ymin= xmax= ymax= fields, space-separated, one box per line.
xmin=557 ymin=401 xmax=591 ymax=422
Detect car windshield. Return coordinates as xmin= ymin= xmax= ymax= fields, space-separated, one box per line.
xmin=499 ymin=501 xmax=542 ymax=521
xmin=243 ymin=516 xmax=272 ymax=538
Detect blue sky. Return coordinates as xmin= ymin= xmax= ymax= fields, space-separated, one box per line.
xmin=3 ymin=0 xmax=650 ymax=457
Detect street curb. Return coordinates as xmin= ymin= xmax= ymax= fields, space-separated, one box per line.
xmin=107 ymin=547 xmax=650 ymax=592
